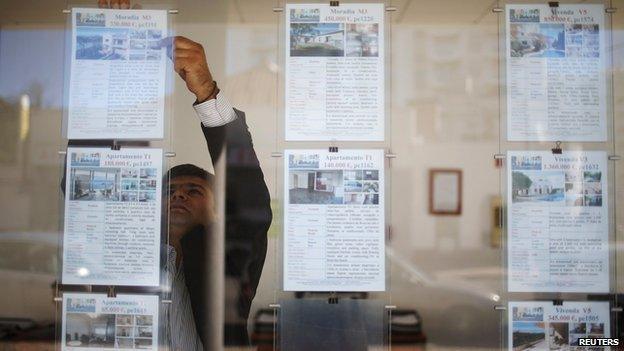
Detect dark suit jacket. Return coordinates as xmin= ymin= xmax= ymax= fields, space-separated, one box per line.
xmin=180 ymin=109 xmax=272 ymax=347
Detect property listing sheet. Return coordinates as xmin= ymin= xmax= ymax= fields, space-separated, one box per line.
xmin=68 ymin=8 xmax=168 ymax=139
xmin=63 ymin=147 xmax=162 ymax=286
xmin=506 ymin=4 xmax=606 ymax=141
xmin=509 ymin=301 xmax=610 ymax=350
xmin=507 ymin=151 xmax=608 ymax=292
xmin=285 ymin=3 xmax=385 ymax=141
xmin=62 ymin=293 xmax=159 ymax=350
xmin=284 ymin=149 xmax=385 ymax=291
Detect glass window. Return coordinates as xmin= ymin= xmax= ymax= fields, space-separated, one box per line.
xmin=0 ymin=0 xmax=623 ymax=349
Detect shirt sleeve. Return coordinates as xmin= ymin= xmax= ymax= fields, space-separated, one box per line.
xmin=193 ymin=90 xmax=238 ymax=127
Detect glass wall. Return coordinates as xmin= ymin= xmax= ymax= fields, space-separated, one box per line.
xmin=0 ymin=0 xmax=623 ymax=350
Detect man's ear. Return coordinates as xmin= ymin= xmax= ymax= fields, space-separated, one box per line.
xmin=207 ymin=193 xmax=218 ymax=223
xmin=209 ymin=206 xmax=218 ymax=223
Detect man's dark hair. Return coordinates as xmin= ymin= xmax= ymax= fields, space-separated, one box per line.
xmin=165 ymin=164 xmax=215 ymax=190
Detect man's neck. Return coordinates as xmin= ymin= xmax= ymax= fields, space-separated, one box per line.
xmin=168 ymin=225 xmax=192 ymax=267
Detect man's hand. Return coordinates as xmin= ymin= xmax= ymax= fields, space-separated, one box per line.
xmin=161 ymin=36 xmax=217 ymax=103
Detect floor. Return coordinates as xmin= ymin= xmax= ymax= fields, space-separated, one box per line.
xmin=0 ymin=341 xmax=498 ymax=351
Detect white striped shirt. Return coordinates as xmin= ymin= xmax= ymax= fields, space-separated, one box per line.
xmin=193 ymin=90 xmax=237 ymax=128
xmin=161 ymin=246 xmax=204 ymax=351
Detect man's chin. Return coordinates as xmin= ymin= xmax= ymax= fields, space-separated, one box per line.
xmin=169 ymin=214 xmax=192 ymax=226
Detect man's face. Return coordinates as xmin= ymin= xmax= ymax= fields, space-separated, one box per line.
xmin=167 ymin=175 xmax=214 ymax=229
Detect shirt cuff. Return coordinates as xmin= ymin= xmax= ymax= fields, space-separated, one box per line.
xmin=193 ymin=91 xmax=237 ymax=128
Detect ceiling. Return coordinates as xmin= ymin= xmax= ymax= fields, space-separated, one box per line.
xmin=0 ymin=0 xmax=606 ymax=25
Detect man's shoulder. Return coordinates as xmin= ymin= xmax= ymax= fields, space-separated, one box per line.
xmin=233 ymin=108 xmax=246 ymax=121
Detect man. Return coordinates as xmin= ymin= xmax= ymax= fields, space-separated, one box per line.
xmin=161 ymin=124 xmax=270 ymax=350
xmin=71 ymin=2 xmax=273 ymax=347
xmin=158 ymin=36 xmax=272 ymax=348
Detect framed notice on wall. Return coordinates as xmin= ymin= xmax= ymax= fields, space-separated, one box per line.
xmin=429 ymin=169 xmax=462 ymax=215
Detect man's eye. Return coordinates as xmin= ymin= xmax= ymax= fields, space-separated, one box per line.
xmin=189 ymin=189 xmax=202 ymax=196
